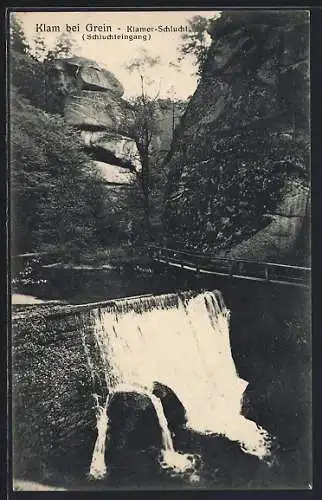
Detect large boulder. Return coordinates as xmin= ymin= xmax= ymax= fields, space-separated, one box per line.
xmin=78 ymin=66 xmax=124 ymax=95
xmin=81 ymin=131 xmax=142 ymax=171
xmin=53 ymin=56 xmax=124 ymax=96
xmin=46 ymin=57 xmax=142 ymax=246
xmin=163 ymin=11 xmax=310 ymax=263
xmin=92 ymin=161 xmax=137 ymax=185
xmin=226 ymin=181 xmax=309 ymax=261
xmin=108 ymin=391 xmax=163 ymax=453
xmin=64 ymin=91 xmax=135 ymax=135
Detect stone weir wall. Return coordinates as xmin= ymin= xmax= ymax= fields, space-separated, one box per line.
xmin=12 ymin=303 xmax=107 ymax=483
xmin=12 ymin=295 xmax=187 ymax=484
xmin=11 ymin=294 xmax=194 ymax=484
xmin=163 ymin=11 xmax=310 ymax=263
xmin=53 ymin=56 xmax=141 ymax=186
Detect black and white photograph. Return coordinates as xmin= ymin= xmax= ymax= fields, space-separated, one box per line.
xmin=9 ymin=8 xmax=311 ymax=491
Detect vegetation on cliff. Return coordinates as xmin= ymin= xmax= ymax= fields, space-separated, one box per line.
xmin=163 ymin=11 xmax=310 ymax=261
xmin=11 ymin=90 xmax=124 ymax=259
xmin=10 ymin=21 xmax=128 ymax=260
xmin=10 ymin=17 xmax=186 ymax=264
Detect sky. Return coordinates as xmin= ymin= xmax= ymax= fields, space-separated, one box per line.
xmin=14 ymin=10 xmax=221 ymax=100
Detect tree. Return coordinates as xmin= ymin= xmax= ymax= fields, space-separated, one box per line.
xmin=28 ymin=30 xmax=79 ymax=63
xmin=30 ymin=33 xmax=47 ymax=61
xmin=165 ymin=85 xmax=177 ymax=141
xmin=10 ymin=14 xmax=30 ymax=55
xmin=44 ymin=32 xmax=79 ymax=62
xmin=10 ymin=90 xmax=113 ymax=260
xmin=125 ymin=49 xmax=163 ymax=240
xmin=11 ymin=27 xmax=80 ymax=115
xmin=9 ymin=22 xmax=133 ymax=261
xmin=177 ymin=15 xmax=216 ymax=78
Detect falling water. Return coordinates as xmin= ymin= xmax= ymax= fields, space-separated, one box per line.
xmin=149 ymin=392 xmax=174 ymax=452
xmin=87 ymin=290 xmax=272 ymax=480
xmin=89 ymin=383 xmax=196 ymax=480
xmin=89 ymin=394 xmax=110 ymax=480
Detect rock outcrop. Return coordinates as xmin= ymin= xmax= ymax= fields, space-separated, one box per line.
xmin=53 ymin=56 xmax=124 ymax=96
xmin=227 ymin=178 xmax=309 ymax=262
xmin=92 ymin=161 xmax=137 ymax=185
xmin=80 ymin=131 xmax=142 ymax=171
xmin=163 ymin=11 xmax=310 ymax=263
xmin=53 ymin=56 xmax=140 ymax=185
xmin=64 ymin=91 xmax=135 ymax=135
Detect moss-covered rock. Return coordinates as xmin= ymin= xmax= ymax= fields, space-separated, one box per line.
xmin=163 ymin=11 xmax=310 ymax=262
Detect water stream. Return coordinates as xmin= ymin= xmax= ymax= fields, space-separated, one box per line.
xmin=85 ymin=290 xmax=272 ymax=481
xmin=89 ymin=383 xmax=197 ymax=480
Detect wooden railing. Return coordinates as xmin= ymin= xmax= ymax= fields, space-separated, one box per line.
xmin=148 ymin=245 xmax=311 ymax=288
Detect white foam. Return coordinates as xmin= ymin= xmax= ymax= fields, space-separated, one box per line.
xmin=88 ymin=291 xmax=272 ymax=478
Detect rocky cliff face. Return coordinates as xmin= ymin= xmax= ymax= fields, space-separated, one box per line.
xmin=163 ymin=11 xmax=310 ymax=263
xmin=53 ymin=57 xmax=141 ymax=186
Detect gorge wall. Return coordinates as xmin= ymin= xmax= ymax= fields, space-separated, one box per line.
xmin=163 ymin=11 xmax=310 ymax=264
xmin=53 ymin=56 xmax=141 ymax=184
xmin=51 ymin=57 xmax=188 ymax=243
xmin=51 ymin=57 xmax=142 ymax=241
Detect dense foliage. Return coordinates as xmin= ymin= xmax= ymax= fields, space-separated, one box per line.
xmin=10 ymin=90 xmax=125 ymax=259
xmin=10 ymin=16 xmax=79 ymax=115
xmin=10 ymin=17 xmax=130 ymax=260
xmin=10 ymin=16 xmax=188 ymax=262
xmin=177 ymin=15 xmax=215 ymax=79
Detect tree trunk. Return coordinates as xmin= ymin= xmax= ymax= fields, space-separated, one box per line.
xmin=140 ymin=153 xmax=153 ymax=241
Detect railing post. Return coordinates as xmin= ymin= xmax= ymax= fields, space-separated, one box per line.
xmin=152 ymin=245 xmax=311 ymax=288
xmin=264 ymin=266 xmax=269 ymax=281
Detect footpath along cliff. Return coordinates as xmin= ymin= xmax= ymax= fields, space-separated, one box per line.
xmin=163 ymin=11 xmax=310 ymax=264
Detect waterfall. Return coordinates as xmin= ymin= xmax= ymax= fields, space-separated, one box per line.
xmin=87 ymin=290 xmax=272 ymax=479
xmin=89 ymin=394 xmax=110 ymax=480
xmin=149 ymin=393 xmax=174 ymax=452
xmin=89 ymin=383 xmax=197 ymax=479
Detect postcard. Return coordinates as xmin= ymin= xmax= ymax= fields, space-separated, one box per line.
xmin=9 ymin=8 xmax=311 ymax=491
